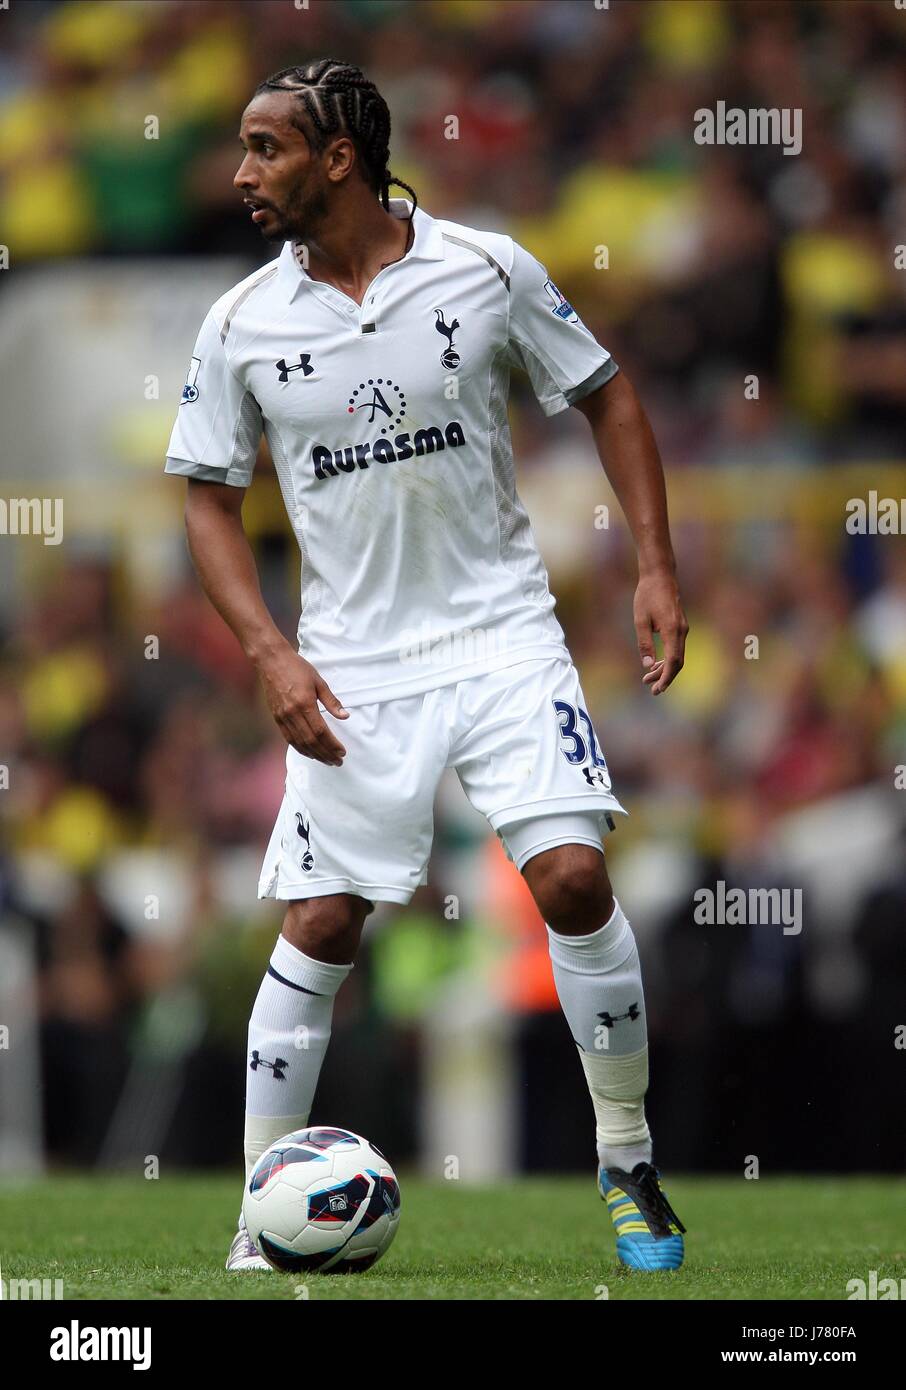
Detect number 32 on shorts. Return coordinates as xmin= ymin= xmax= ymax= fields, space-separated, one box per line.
xmin=553 ymin=699 xmax=612 ymax=788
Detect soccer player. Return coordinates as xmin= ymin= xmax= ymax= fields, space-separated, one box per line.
xmin=165 ymin=59 xmax=689 ymax=1272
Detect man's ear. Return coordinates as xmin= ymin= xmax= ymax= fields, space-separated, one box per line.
xmin=325 ymin=136 xmax=356 ymax=185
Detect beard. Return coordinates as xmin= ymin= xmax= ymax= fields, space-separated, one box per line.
xmin=259 ymin=179 xmax=330 ymax=244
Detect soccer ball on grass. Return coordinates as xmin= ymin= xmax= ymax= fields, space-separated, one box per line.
xmin=243 ymin=1126 xmax=400 ymax=1274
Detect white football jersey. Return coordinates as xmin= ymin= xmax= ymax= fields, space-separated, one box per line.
xmin=165 ymin=200 xmax=618 ymax=705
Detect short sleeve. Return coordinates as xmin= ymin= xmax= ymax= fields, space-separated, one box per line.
xmin=164 ymin=310 xmax=262 ymax=487
xmin=506 ymin=240 xmax=619 ymax=416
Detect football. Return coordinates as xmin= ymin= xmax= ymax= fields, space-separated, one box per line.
xmin=243 ymin=1127 xmax=401 ymax=1274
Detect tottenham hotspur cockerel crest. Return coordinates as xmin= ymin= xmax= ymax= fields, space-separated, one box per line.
xmin=295 ymin=813 xmax=314 ymax=871
xmin=433 ymin=308 xmax=461 ymax=368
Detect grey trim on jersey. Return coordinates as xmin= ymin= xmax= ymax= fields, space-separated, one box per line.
xmin=266 ymin=418 xmax=326 ymax=638
xmin=489 ymin=351 xmax=555 ymax=611
xmin=164 ymin=457 xmax=246 ymax=486
xmin=165 ymin=388 xmax=262 ymax=488
xmin=441 ymin=232 xmax=511 ymax=290
xmin=564 ymin=357 xmax=620 ymax=405
xmin=220 ymin=265 xmax=279 ymax=344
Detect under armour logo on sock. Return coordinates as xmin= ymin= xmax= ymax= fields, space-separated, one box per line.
xmin=249 ymin=1050 xmax=288 ymax=1079
xmin=597 ymin=1004 xmax=640 ymax=1028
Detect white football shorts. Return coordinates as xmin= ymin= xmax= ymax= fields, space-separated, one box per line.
xmin=258 ymin=655 xmax=626 ymax=907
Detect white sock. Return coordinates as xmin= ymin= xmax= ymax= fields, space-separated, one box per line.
xmin=244 ymin=933 xmax=353 ymax=1184
xmin=547 ymin=900 xmax=652 ymax=1170
xmin=597 ymin=1141 xmax=653 ymax=1174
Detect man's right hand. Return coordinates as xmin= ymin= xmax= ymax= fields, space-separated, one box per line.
xmin=181 ymin=482 xmax=348 ymax=764
xmin=256 ymin=645 xmax=349 ymax=766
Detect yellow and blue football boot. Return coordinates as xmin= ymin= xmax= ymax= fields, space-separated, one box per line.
xmin=599 ymin=1161 xmax=686 ymax=1270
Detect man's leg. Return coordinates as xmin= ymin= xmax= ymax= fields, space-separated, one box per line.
xmin=244 ymin=893 xmax=371 ymax=1181
xmin=515 ymin=838 xmax=685 ymax=1269
xmin=450 ymin=656 xmax=683 ymax=1265
xmin=520 ymin=843 xmax=652 ymax=1174
xmin=228 ymin=893 xmax=370 ymax=1270
xmin=236 ymin=687 xmax=443 ymax=1268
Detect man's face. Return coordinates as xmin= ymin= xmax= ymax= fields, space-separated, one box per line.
xmin=234 ymin=92 xmax=333 ymax=243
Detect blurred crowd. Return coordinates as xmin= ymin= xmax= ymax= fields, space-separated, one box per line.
xmin=3 ymin=0 xmax=906 ymax=456
xmin=0 ymin=0 xmax=904 ymax=1173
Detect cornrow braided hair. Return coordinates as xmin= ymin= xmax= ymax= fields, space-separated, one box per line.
xmin=254 ymin=58 xmax=418 ymax=219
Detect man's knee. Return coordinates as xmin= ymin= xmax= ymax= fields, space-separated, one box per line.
xmin=281 ymin=894 xmax=371 ymax=962
xmin=523 ymin=844 xmax=614 ymax=932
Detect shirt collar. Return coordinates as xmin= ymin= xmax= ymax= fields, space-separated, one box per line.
xmin=277 ymin=199 xmax=444 ymax=303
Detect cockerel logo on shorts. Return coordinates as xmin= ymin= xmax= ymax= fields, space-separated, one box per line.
xmin=295 ymin=813 xmax=315 ymax=871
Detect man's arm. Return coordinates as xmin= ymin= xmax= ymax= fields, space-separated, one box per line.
xmin=183 ymin=479 xmax=348 ymax=763
xmin=574 ymin=371 xmax=688 ymax=695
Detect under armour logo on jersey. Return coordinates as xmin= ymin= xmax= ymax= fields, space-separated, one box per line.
xmin=295 ymin=813 xmax=314 ymax=871
xmin=276 ymin=353 xmax=314 ymax=383
xmin=433 ymin=308 xmax=461 ymax=368
xmin=249 ymin=1050 xmax=288 ymax=1079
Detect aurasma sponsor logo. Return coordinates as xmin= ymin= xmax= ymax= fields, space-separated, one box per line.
xmin=49 ymin=1321 xmax=151 ymax=1371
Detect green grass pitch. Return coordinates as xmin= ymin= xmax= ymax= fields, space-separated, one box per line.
xmin=1 ymin=1174 xmax=903 ymax=1300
